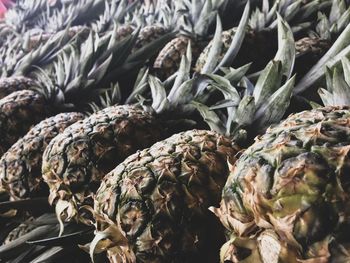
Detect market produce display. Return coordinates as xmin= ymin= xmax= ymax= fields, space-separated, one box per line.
xmin=0 ymin=0 xmax=350 ymax=262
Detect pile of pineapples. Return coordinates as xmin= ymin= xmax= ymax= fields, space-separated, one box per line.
xmin=0 ymin=0 xmax=350 ymax=262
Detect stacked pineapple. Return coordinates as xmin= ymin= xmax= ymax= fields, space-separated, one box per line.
xmin=0 ymin=0 xmax=350 ymax=263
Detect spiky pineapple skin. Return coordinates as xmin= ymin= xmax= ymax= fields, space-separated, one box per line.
xmin=153 ymin=36 xmax=205 ymax=79
xmin=115 ymin=24 xmax=135 ymax=41
xmin=213 ymin=106 xmax=350 ymax=262
xmin=134 ymin=25 xmax=167 ymax=51
xmin=294 ymin=37 xmax=331 ymax=78
xmin=94 ymin=129 xmax=240 ymax=263
xmin=0 ymin=112 xmax=85 ymax=200
xmin=0 ymin=76 xmax=37 ymax=99
xmin=0 ymin=90 xmax=50 ymax=156
xmin=42 ymin=105 xmax=163 ymax=222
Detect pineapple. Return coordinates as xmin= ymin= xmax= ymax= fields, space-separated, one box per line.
xmin=42 ymin=105 xmax=164 ymax=226
xmin=0 ymin=89 xmax=50 ymax=156
xmin=211 ymin=106 xmax=350 ymax=262
xmin=209 ymin=54 xmax=350 ymax=263
xmin=91 ymin=129 xmax=240 ymax=262
xmin=0 ymin=76 xmax=37 ymax=99
xmin=153 ymin=0 xmax=226 ymax=79
xmin=45 ymin=15 xmax=295 ymax=229
xmin=88 ymin=20 xmax=296 ymax=263
xmin=0 ymin=112 xmax=85 ymax=201
xmin=0 ymin=28 xmax=169 ymax=156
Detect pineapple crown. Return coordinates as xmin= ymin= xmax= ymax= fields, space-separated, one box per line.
xmin=123 ymin=0 xmax=175 ymax=29
xmin=0 ymin=26 xmax=79 ymax=77
xmin=127 ymin=43 xmax=197 ymax=115
xmin=310 ymin=0 xmax=350 ymax=40
xmin=4 ymin=0 xmax=48 ymax=32
xmin=32 ymin=26 xmax=174 ymax=111
xmin=175 ymin=0 xmax=227 ymax=38
xmin=318 ymin=56 xmax=350 ymax=106
xmin=40 ymin=0 xmax=105 ymax=33
xmin=193 ymin=15 xmax=296 ymax=143
xmin=247 ymin=0 xmax=331 ymax=33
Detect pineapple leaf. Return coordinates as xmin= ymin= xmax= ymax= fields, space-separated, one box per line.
xmin=214 ymin=1 xmax=250 ymax=72
xmin=235 ymin=95 xmax=256 ymax=127
xmin=200 ymin=15 xmax=223 ymax=74
xmin=318 ymin=88 xmax=334 ymax=106
xmin=274 ymin=13 xmax=295 ymax=80
xmin=295 ymin=21 xmax=350 ymax=94
xmin=191 ymin=101 xmax=226 ymax=134
xmin=255 ymin=75 xmax=295 ymax=129
xmin=341 ymin=56 xmax=350 ymax=87
xmin=149 ymin=75 xmax=167 ymax=113
xmin=253 ymin=60 xmax=282 ymax=108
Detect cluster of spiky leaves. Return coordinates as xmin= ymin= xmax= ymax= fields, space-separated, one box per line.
xmin=92 ymin=129 xmax=240 ymax=262
xmin=212 ymin=106 xmax=350 ymax=262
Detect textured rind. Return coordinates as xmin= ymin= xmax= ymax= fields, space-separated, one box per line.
xmin=0 ymin=90 xmax=50 ymax=156
xmin=0 ymin=76 xmax=37 ymax=99
xmin=134 ymin=25 xmax=167 ymax=51
xmin=0 ymin=112 xmax=85 ymax=200
xmin=94 ymin=129 xmax=240 ymax=262
xmin=153 ymin=36 xmax=205 ymax=79
xmin=215 ymin=106 xmax=350 ymax=262
xmin=42 ymin=105 xmax=163 ymax=215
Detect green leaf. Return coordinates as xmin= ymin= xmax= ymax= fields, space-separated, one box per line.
xmin=235 ymin=96 xmax=256 ymax=127
xmin=341 ymin=56 xmax=350 ymax=87
xmin=274 ymin=14 xmax=295 ymax=80
xmin=331 ymin=67 xmax=350 ymax=105
xmin=200 ymin=15 xmax=223 ymax=74
xmin=214 ymin=1 xmax=250 ymax=72
xmin=148 ymin=75 xmax=167 ymax=113
xmin=318 ymin=88 xmax=334 ymax=106
xmin=253 ymin=60 xmax=282 ymax=108
xmin=295 ymin=21 xmax=350 ymax=94
xmin=255 ymin=75 xmax=295 ymax=130
xmin=191 ymin=101 xmax=226 ymax=134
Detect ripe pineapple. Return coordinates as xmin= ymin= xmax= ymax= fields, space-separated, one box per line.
xmin=211 ymin=106 xmax=350 ymax=262
xmin=92 ymin=129 xmax=241 ymax=262
xmin=0 ymin=112 xmax=85 ymax=201
xmin=89 ymin=23 xmax=297 ymax=262
xmin=0 ymin=76 xmax=37 ymax=99
xmin=0 ymin=28 xmax=169 ymax=157
xmin=153 ymin=0 xmax=226 ymax=79
xmin=134 ymin=24 xmax=169 ymax=51
xmin=0 ymin=89 xmax=50 ymax=156
xmin=42 ymin=105 xmax=164 ymax=225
